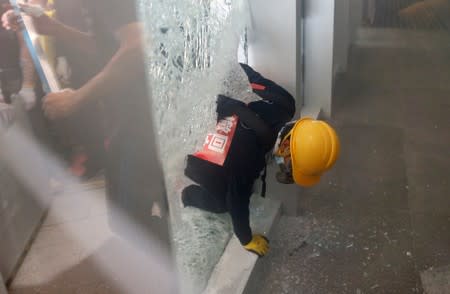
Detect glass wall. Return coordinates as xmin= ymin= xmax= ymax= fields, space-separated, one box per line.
xmin=137 ymin=0 xmax=258 ymax=292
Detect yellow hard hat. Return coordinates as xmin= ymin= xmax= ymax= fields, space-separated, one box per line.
xmin=289 ymin=118 xmax=340 ymax=187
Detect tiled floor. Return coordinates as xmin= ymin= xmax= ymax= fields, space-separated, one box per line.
xmin=6 ymin=28 xmax=450 ymax=294
xmin=251 ymin=29 xmax=450 ymax=293
xmin=7 ymin=179 xmax=120 ymax=294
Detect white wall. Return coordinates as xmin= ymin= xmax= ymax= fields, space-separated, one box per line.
xmin=246 ymin=0 xmax=362 ymax=118
xmin=303 ymin=0 xmax=335 ymax=117
xmin=302 ymin=0 xmax=362 ymax=117
xmin=247 ymin=0 xmax=299 ymax=106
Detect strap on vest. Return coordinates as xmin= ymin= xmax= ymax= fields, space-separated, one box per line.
xmin=261 ymin=163 xmax=267 ymax=198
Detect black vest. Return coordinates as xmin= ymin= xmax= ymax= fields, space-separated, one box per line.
xmin=184 ymin=64 xmax=296 ymax=197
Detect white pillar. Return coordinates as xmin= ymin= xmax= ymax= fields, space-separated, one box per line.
xmin=246 ymin=0 xmax=301 ymax=109
xmin=303 ymin=0 xmax=336 ymax=117
xmin=245 ymin=0 xmax=302 ymax=215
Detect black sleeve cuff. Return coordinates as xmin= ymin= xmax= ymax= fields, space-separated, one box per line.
xmin=232 ymin=217 xmax=253 ymax=245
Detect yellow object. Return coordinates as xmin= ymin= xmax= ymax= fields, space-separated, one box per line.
xmin=288 ymin=118 xmax=340 ymax=187
xmin=38 ymin=6 xmax=56 ymax=70
xmin=243 ymin=234 xmax=269 ymax=257
xmin=399 ymin=0 xmax=450 ymax=21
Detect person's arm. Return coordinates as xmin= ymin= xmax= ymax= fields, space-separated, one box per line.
xmin=226 ymin=172 xmax=270 ymax=257
xmin=228 ymin=183 xmax=270 ymax=257
xmin=17 ymin=32 xmax=36 ymax=88
xmin=2 ymin=3 xmax=97 ymax=56
xmin=14 ymin=30 xmax=38 ymax=110
xmin=42 ymin=22 xmax=145 ymax=119
xmin=74 ymin=22 xmax=146 ymax=106
xmin=226 ymin=175 xmax=253 ymax=245
xmin=50 ymin=21 xmax=97 ymax=56
xmin=28 ymin=0 xmax=97 ymax=55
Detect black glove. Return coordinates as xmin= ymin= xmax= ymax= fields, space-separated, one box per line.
xmin=216 ymin=95 xmax=246 ymax=121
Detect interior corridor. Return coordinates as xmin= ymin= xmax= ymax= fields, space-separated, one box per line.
xmin=3 ymin=4 xmax=450 ymax=293
xmin=250 ymin=28 xmax=450 ymax=293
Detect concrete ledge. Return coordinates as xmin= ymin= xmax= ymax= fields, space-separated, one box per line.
xmin=203 ymin=197 xmax=281 ymax=294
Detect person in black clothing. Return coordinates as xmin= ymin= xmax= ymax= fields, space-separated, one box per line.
xmin=183 ymin=63 xmax=340 ymax=257
xmin=1 ymin=0 xmax=43 ymax=109
xmin=0 ymin=0 xmax=21 ymax=104
xmin=2 ymin=0 xmax=170 ymax=247
xmin=50 ymin=0 xmax=106 ymax=179
xmin=182 ymin=63 xmax=296 ymax=256
xmin=1 ymin=0 xmax=71 ymax=174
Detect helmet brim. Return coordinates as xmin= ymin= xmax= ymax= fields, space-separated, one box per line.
xmin=292 ymin=171 xmax=321 ymax=187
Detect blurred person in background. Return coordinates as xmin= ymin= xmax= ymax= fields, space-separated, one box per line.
xmin=399 ymin=0 xmax=450 ymax=24
xmin=2 ymin=0 xmax=169 ymax=246
xmin=0 ymin=0 xmax=35 ymax=108
xmin=50 ymin=0 xmax=107 ymax=179
xmin=3 ymin=0 xmax=112 ymax=180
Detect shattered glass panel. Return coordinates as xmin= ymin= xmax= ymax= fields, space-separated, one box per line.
xmin=136 ymin=0 xmax=258 ymax=292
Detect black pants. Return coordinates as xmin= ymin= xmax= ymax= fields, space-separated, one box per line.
xmin=105 ymin=128 xmax=171 ymax=247
xmin=182 ymin=184 xmax=227 ymax=213
xmin=181 ymin=175 xmax=254 ymax=245
xmin=0 ymin=71 xmax=21 ymax=104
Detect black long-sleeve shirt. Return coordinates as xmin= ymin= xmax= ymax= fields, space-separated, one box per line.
xmin=184 ymin=64 xmax=295 ymax=245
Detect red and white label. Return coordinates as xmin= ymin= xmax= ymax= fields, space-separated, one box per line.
xmin=194 ymin=115 xmax=239 ymax=166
